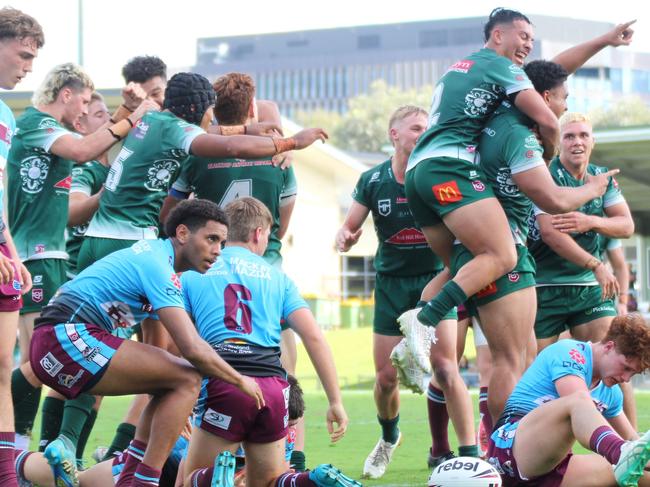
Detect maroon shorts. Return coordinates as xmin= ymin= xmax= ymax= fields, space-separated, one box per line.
xmin=0 ymin=243 xmax=22 ymax=312
xmin=195 ymin=375 xmax=290 ymax=443
xmin=457 ymin=302 xmax=469 ymax=322
xmin=487 ymin=419 xmax=573 ymax=487
xmin=30 ymin=323 xmax=124 ymax=399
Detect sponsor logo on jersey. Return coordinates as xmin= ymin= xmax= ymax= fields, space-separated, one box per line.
xmin=0 ymin=122 xmax=12 ymax=144
xmin=524 ymin=134 xmax=539 ymax=149
xmin=33 ymin=274 xmax=43 ymax=285
xmin=396 ymin=197 xmax=408 ymax=204
xmin=369 ymin=171 xmax=380 ymax=183
xmin=449 ymin=59 xmax=475 ymax=74
xmin=377 ymin=199 xmax=391 ymax=216
xmin=472 ymin=180 xmax=486 ymax=192
xmin=203 ymin=408 xmax=232 ymax=430
xmin=509 ymin=64 xmax=525 ymax=75
xmin=171 ymin=273 xmax=182 ymax=290
xmin=476 ymin=282 xmax=497 ymax=298
xmin=496 ymin=168 xmax=519 ymax=197
xmin=40 ymin=352 xmax=63 ymax=377
xmin=585 ymin=303 xmax=615 ymax=316
xmin=68 ymin=331 xmax=80 ymax=341
xmin=507 ymin=272 xmax=520 ymax=282
xmin=612 ymin=178 xmax=619 ymax=189
xmin=432 ymin=180 xmax=462 ymax=205
xmin=35 ymin=244 xmax=46 ymax=254
xmin=54 ymin=175 xmax=72 ymax=190
xmin=482 ymin=127 xmax=496 ymax=137
xmin=57 ymin=369 xmax=84 ymax=389
xmin=101 ymin=301 xmax=135 ymax=329
xmin=31 ymin=288 xmax=43 ymax=303
xmin=386 ymin=228 xmax=428 ymax=245
xmin=569 ymin=349 xmax=586 ymax=365
xmin=81 ymin=346 xmax=100 ymax=362
xmin=19 ymin=155 xmax=51 ymax=194
xmin=134 ymin=120 xmax=149 ymax=139
xmin=525 ymin=150 xmax=536 ymax=159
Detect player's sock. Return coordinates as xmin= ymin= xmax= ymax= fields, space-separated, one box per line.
xmin=418 ymin=281 xmax=467 ymax=327
xmin=188 ymin=467 xmax=211 ymax=487
xmin=458 ymin=444 xmax=480 ymax=457
xmin=275 ymin=471 xmax=314 ymax=486
xmin=427 ymin=384 xmax=450 ymax=456
xmin=11 ymin=368 xmax=42 ymax=437
xmin=59 ymin=394 xmax=94 ymax=447
xmin=0 ymin=432 xmax=18 ymax=486
xmin=76 ymin=407 xmax=97 ymax=462
xmin=39 ymin=395 xmax=64 ymax=451
xmin=416 ymin=300 xmax=427 ymax=308
xmin=102 ymin=423 xmax=136 ymax=461
xmin=115 ymin=439 xmax=146 ymax=487
xmin=378 ymin=414 xmax=400 ymax=444
xmin=290 ymin=450 xmax=306 ymax=472
xmin=589 ymin=425 xmax=626 ymax=464
xmin=14 ymin=448 xmax=33 ymax=484
xmin=132 ymin=462 xmax=160 ymax=487
xmin=478 ymin=387 xmax=492 ymax=434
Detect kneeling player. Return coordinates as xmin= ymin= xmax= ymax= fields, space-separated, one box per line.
xmin=487 ymin=314 xmax=650 ymax=486
xmin=181 ymin=197 xmax=359 ymax=487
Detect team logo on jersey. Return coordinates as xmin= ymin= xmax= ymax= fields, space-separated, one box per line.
xmin=19 ymin=155 xmax=50 ymax=194
xmin=31 ymin=288 xmax=43 ymax=303
xmin=476 ymin=282 xmax=497 ymax=298
xmin=471 ymin=180 xmax=486 ymax=192
xmin=386 ymin=228 xmax=427 ymax=246
xmin=524 ymin=134 xmax=539 ymax=149
xmin=378 ymin=199 xmax=391 ymax=216
xmin=101 ymin=301 xmax=135 ymax=328
xmin=32 ymin=274 xmax=43 ymax=285
xmin=369 ymin=171 xmax=380 ymax=183
xmin=145 ymin=159 xmax=180 ymax=191
xmin=39 ymin=352 xmax=63 ymax=377
xmin=496 ymin=168 xmax=519 ymax=197
xmin=54 ymin=175 xmax=72 ymax=191
xmin=0 ymin=122 xmax=12 ymax=144
xmin=449 ymin=59 xmax=475 ymax=74
xmin=432 ymin=180 xmax=462 ymax=205
xmin=34 ymin=244 xmax=46 ymax=254
xmin=464 ymin=85 xmax=502 ymax=118
xmin=569 ymin=349 xmax=586 ymax=365
xmin=507 ymin=272 xmax=520 ymax=282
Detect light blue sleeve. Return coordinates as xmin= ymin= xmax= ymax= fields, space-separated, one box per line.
xmin=135 ymin=245 xmax=185 ymax=311
xmin=602 ymin=385 xmax=624 ymax=418
xmin=547 ymin=340 xmax=589 ymax=384
xmin=281 ymin=274 xmax=308 ymax=320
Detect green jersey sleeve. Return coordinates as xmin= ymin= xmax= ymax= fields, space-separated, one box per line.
xmin=487 ymin=56 xmax=533 ymax=97
xmin=20 ymin=116 xmax=73 ymax=152
xmin=280 ymin=166 xmax=297 ymax=205
xmin=505 ymin=127 xmax=545 ymax=175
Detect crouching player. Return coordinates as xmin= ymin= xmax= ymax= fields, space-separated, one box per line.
xmin=487 ymin=314 xmax=650 ymax=486
xmin=25 ymin=199 xmax=264 ymax=487
xmin=181 ymin=197 xmax=359 ymax=487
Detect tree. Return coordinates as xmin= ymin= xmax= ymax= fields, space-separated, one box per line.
xmin=589 ymin=96 xmax=650 ymax=129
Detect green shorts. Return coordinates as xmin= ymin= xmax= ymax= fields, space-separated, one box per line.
xmin=22 ymin=259 xmax=67 ymax=314
xmin=405 ymin=156 xmax=495 ymax=228
xmin=374 ymin=271 xmax=457 ymax=336
xmin=534 ymin=285 xmax=616 ymax=339
xmin=451 ymin=244 xmax=536 ymax=312
xmin=77 ymin=236 xmax=138 ymax=272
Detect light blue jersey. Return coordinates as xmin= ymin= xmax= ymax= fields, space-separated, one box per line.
xmin=38 ymin=239 xmax=184 ymax=332
xmin=502 ymin=339 xmax=623 ymax=421
xmin=0 ymin=99 xmax=16 ymax=242
xmin=182 ymin=246 xmax=307 ymax=349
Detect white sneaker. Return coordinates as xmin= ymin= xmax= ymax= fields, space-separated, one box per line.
xmin=397 ymin=308 xmax=435 ymax=373
xmin=614 ymin=429 xmax=650 ymax=486
xmin=362 ymin=433 xmax=402 ymax=479
xmin=390 ymin=339 xmax=429 ymax=394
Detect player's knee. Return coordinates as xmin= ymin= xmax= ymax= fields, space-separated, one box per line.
xmin=432 ymin=361 xmax=457 ymax=388
xmin=377 ymin=366 xmax=399 ymax=392
xmin=495 ymin=247 xmax=517 ymax=276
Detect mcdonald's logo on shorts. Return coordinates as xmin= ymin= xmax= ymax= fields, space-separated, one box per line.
xmin=432 ymin=180 xmax=463 ymax=205
xmin=476 ymin=282 xmax=497 ymax=298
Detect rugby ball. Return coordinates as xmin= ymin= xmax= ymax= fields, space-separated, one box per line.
xmin=428 ymin=456 xmax=502 ymax=487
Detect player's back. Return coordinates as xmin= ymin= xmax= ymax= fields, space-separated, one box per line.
xmin=181 ymin=245 xmax=306 ymax=349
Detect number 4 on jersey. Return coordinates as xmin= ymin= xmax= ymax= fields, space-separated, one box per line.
xmin=219 ymin=179 xmax=253 ymax=207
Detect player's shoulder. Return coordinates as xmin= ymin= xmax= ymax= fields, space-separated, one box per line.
xmin=17 ymin=106 xmax=63 ymax=131
xmin=587 ymin=162 xmax=611 ymax=175
xmin=360 ymin=159 xmax=391 ymax=183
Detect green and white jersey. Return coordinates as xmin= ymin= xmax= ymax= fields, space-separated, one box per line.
xmin=599 ymin=236 xmax=621 ymax=262
xmin=408 ymin=48 xmax=533 ymax=172
xmin=170 ymin=156 xmax=297 ymax=266
xmin=528 ymin=157 xmax=625 ymax=286
xmin=86 ymin=111 xmax=204 ymax=240
xmin=353 ymin=159 xmax=443 ymax=277
xmin=66 ymin=160 xmax=110 ymax=271
xmin=478 ymin=101 xmax=545 ymax=245
xmin=7 ymin=107 xmax=77 ymax=261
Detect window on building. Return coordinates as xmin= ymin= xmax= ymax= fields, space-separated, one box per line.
xmin=287 ymin=39 xmax=309 ymax=48
xmin=419 ymin=29 xmax=448 ymax=48
xmin=449 ymin=27 xmax=482 ymax=45
xmin=575 ymin=67 xmax=599 ymax=79
xmin=358 ymin=34 xmax=381 ymax=50
xmin=341 ymin=256 xmax=375 ymax=299
xmin=232 ymin=43 xmax=254 ymax=58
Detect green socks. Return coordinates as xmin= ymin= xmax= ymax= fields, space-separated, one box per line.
xmin=59 ymin=394 xmax=95 ymax=447
xmin=39 ymin=396 xmax=65 ymax=451
xmin=102 ymin=422 xmax=136 ymax=461
xmin=458 ymin=444 xmax=480 ymax=457
xmin=11 ymin=368 xmax=42 ymax=436
xmin=418 ymin=281 xmax=467 ymax=327
xmin=76 ymin=408 xmax=98 ymax=461
xmin=289 ymin=450 xmax=306 ymax=472
xmin=378 ymin=415 xmax=400 ymax=444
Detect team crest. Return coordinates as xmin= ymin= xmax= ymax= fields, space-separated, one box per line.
xmin=145 ymin=159 xmax=180 ymax=191
xmin=377 ymin=199 xmax=391 ymax=216
xmin=471 ymin=180 xmax=486 ymax=192
xmin=464 ymin=85 xmax=502 ymax=118
xmin=507 ymin=272 xmax=520 ymax=282
xmin=19 ymin=155 xmax=50 ymax=194
xmin=31 ymin=288 xmax=43 ymax=303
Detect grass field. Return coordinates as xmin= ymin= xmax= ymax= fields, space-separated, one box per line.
xmin=27 ymin=326 xmax=650 ymax=486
